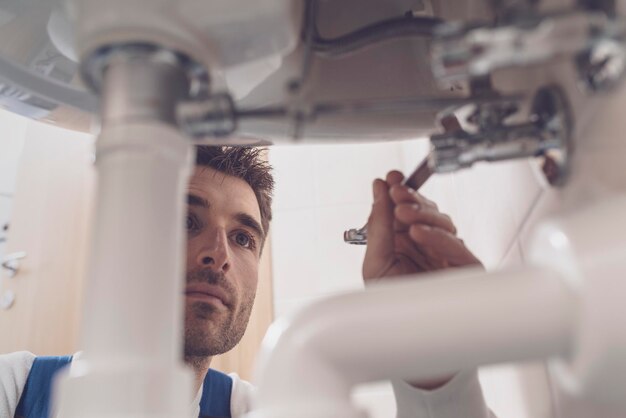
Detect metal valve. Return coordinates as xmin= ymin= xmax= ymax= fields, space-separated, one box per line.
xmin=430 ymin=85 xmax=572 ymax=186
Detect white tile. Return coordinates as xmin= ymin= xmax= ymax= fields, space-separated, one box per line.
xmin=269 ymin=145 xmax=319 ymax=211
xmin=518 ymin=189 xmax=563 ymax=263
xmin=270 ymin=208 xmax=321 ymax=301
xmin=451 ymin=162 xmax=520 ymax=269
xmin=504 ymin=160 xmax=544 ymax=231
xmin=273 ymin=294 xmax=326 ymax=320
xmin=270 ymin=204 xmax=369 ymax=303
xmin=499 ymin=240 xmax=524 ymax=269
xmin=314 ymin=142 xmax=404 ymax=207
xmin=445 ymin=158 xmax=542 ymax=269
xmin=315 ymin=205 xmax=370 ymax=295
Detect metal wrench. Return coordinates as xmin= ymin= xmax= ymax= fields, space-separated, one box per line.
xmin=343 ymin=115 xmax=460 ymax=245
xmin=343 ymin=155 xmax=434 ymax=245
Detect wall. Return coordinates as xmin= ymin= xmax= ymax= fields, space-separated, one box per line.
xmin=269 ymin=139 xmax=562 ymax=418
xmin=0 ymin=109 xmax=96 ymax=354
xmin=0 ymin=109 xmax=28 ymax=287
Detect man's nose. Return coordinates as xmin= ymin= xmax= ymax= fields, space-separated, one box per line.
xmin=196 ymin=229 xmax=231 ymax=273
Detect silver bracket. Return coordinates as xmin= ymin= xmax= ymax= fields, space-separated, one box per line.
xmin=432 ymin=10 xmax=626 ymax=88
xmin=81 ymin=43 xmax=210 ymax=101
xmin=179 ymin=93 xmax=238 ymax=138
xmin=576 ymin=33 xmax=626 ymax=92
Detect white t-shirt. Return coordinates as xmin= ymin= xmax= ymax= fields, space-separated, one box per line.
xmin=0 ymin=351 xmax=492 ymax=418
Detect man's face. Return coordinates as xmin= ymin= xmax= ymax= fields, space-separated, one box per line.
xmin=183 ymin=166 xmax=263 ymax=357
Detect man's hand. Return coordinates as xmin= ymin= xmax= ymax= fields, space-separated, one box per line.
xmin=362 ymin=170 xmax=482 ymax=389
xmin=363 ymin=170 xmax=481 ymax=280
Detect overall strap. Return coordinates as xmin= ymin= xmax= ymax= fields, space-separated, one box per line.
xmin=199 ymin=368 xmax=233 ymax=418
xmin=14 ymin=356 xmax=73 ymax=418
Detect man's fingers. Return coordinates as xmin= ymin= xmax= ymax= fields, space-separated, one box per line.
xmin=395 ymin=203 xmax=457 ymax=235
xmin=386 ymin=170 xmax=404 ymax=186
xmin=389 ymin=184 xmax=438 ymax=209
xmin=364 ymin=179 xmax=396 ymax=278
xmin=408 ymin=225 xmax=482 ymax=267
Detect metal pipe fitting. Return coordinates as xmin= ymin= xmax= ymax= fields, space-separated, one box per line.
xmin=100 ymin=51 xmax=190 ymax=126
xmin=430 ymin=85 xmax=573 ymax=186
xmin=82 ymin=43 xmax=210 ymax=105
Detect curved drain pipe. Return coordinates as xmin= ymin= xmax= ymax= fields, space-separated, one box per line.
xmin=250 ymin=265 xmax=576 ymax=418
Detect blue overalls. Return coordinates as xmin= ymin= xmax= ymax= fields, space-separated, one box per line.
xmin=14 ymin=356 xmax=232 ymax=418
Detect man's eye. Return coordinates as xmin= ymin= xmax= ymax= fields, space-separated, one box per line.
xmin=234 ymin=232 xmax=255 ymax=249
xmin=186 ymin=215 xmax=199 ymax=232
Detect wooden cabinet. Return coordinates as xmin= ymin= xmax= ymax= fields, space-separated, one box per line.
xmin=0 ymin=110 xmax=29 ymax=271
xmin=0 ymin=120 xmax=95 ymax=355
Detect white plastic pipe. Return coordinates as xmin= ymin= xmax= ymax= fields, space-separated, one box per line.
xmin=54 ymin=59 xmax=194 ymax=417
xmin=250 ymin=266 xmax=577 ymax=418
xmin=81 ymin=123 xmax=192 ymax=362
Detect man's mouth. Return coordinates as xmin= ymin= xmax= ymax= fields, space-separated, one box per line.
xmin=184 ymin=284 xmax=231 ymax=308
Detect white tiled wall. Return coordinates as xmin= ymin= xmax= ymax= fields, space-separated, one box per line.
xmin=269 ymin=139 xmax=562 ymax=418
xmin=270 ymin=142 xmax=406 ymax=318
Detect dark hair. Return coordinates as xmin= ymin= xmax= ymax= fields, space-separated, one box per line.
xmin=195 ymin=146 xmax=274 ymax=242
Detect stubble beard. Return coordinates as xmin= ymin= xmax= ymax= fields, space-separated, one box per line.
xmin=183 ymin=269 xmax=256 ymax=359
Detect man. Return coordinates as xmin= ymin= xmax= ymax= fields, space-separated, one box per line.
xmin=0 ymin=146 xmax=490 ymax=418
xmin=365 ymin=170 xmax=493 ymax=418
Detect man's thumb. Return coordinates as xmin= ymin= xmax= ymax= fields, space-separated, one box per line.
xmin=364 ymin=179 xmax=395 ymax=272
